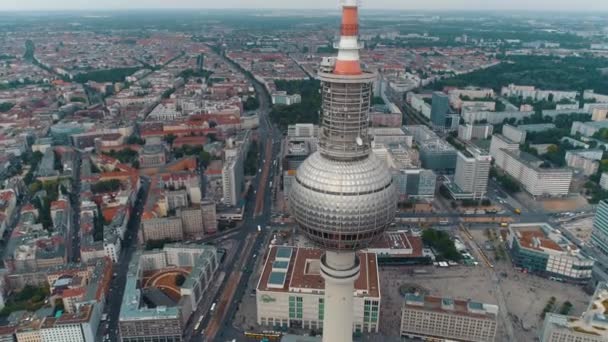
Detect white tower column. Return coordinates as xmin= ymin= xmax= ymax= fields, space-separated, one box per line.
xmin=320 ymin=251 xmax=360 ymax=342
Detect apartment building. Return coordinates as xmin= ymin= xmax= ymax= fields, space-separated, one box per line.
xmin=179 ymin=207 xmax=204 ymax=239
xmin=400 ymin=293 xmax=498 ymax=342
xmin=565 ymin=149 xmax=602 ymax=176
xmin=140 ymin=217 xmax=184 ymax=243
xmin=500 ymin=149 xmax=572 ymax=197
xmin=457 ymin=123 xmax=493 ymax=141
xmin=200 ymin=200 xmax=218 ymax=234
xmin=222 ymin=155 xmax=243 ymax=206
xmin=489 ymin=134 xmax=519 ymax=166
xmin=490 ymin=136 xmax=573 ymax=197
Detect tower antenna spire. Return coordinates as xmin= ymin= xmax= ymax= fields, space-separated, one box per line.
xmin=334 ymin=0 xmax=362 ymax=75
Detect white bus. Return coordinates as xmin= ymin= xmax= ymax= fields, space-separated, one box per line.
xmin=210 ymin=302 xmax=216 ymax=312
xmin=194 ymin=315 xmax=204 ymax=331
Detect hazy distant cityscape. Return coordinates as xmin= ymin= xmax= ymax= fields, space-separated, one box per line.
xmin=0 ymin=2 xmax=607 ymax=342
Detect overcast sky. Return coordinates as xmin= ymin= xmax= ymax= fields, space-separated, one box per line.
xmin=1 ymin=0 xmax=608 ymax=12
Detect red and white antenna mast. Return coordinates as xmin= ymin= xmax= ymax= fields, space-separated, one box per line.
xmin=334 ymin=0 xmax=363 ymax=75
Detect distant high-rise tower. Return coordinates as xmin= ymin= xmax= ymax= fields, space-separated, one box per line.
xmin=591 ymin=201 xmax=608 ymax=284
xmin=454 ymin=146 xmax=491 ymax=200
xmin=289 ymin=1 xmax=397 ymax=342
xmin=196 ymin=53 xmax=205 ymax=71
xmin=431 ymin=91 xmax=450 ymax=128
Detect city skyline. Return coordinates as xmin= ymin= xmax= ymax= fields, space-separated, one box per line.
xmin=2 ymin=0 xmax=608 ymax=12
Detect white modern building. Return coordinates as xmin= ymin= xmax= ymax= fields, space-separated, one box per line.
xmin=501 ymin=84 xmax=578 ymax=102
xmin=507 ymin=223 xmax=594 ymax=282
xmin=565 ymin=149 xmax=602 ymax=176
xmin=571 ymin=121 xmax=608 ymax=137
xmin=457 ymin=123 xmax=493 ymax=141
xmin=272 ymin=91 xmax=302 ymax=105
xmin=287 ymin=123 xmax=319 ymax=138
xmin=451 ymin=146 xmax=491 ymax=200
xmin=540 ymin=282 xmax=608 ymax=342
xmin=489 ymin=134 xmax=520 ymax=167
xmin=256 ymin=246 xmax=381 ymax=334
xmin=600 ymin=173 xmax=608 ymax=191
xmin=400 ymin=293 xmax=498 ymax=342
xmin=409 ymin=93 xmax=431 ymax=120
xmin=490 ymin=135 xmax=572 ymax=197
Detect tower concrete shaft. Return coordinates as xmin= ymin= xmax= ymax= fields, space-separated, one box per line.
xmin=321 ymin=251 xmax=360 ymax=342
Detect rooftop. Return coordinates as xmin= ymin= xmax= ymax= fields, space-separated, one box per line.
xmin=544 ymin=282 xmax=608 ymax=338
xmin=258 ymin=246 xmax=380 ymax=298
xmin=509 ymin=223 xmax=580 ymax=254
xmin=119 ymin=243 xmax=217 ymax=321
xmin=404 ymin=293 xmax=498 ymax=320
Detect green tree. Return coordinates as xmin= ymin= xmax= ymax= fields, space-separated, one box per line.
xmin=244 ymin=141 xmax=259 ymax=176
xmin=422 ymin=229 xmax=462 ymax=261
xmin=244 ymin=96 xmax=260 ymax=111
xmin=0 ymin=102 xmax=15 ymax=112
xmin=164 ymin=134 xmax=177 ymax=146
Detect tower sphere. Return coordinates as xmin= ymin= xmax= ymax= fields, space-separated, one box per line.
xmin=289 ymin=151 xmax=396 ymax=250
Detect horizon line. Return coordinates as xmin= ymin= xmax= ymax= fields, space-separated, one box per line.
xmin=0 ymin=7 xmax=608 ymax=14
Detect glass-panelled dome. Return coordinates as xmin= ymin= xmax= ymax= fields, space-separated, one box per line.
xmin=289 ymin=151 xmax=397 ymax=250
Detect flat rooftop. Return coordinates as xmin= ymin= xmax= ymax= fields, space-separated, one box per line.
xmin=544 ymin=282 xmax=608 ymax=338
xmin=509 ymin=223 xmax=575 ymax=253
xmin=404 ymin=293 xmax=498 ymax=320
xmin=367 ymin=231 xmax=423 ymax=257
xmin=258 ymin=246 xmax=380 ymax=298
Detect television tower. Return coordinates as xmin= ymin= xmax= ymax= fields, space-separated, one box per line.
xmin=289 ymin=1 xmax=397 ymax=341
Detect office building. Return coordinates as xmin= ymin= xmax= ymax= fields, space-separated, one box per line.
xmin=392 ymin=169 xmax=436 ymax=201
xmin=50 ymin=122 xmax=86 ymax=146
xmin=140 ymin=217 xmax=184 ymax=243
xmin=369 ymin=128 xmax=413 ymax=147
xmin=540 ymin=282 xmax=608 ymax=342
xmin=119 ymin=244 xmax=218 ymax=342
xmin=430 ymin=92 xmax=450 ymax=128
xmin=256 ymin=246 xmax=381 ymax=334
xmin=179 ymin=207 xmax=204 ymax=239
xmin=507 ymin=223 xmax=593 ymax=282
xmin=287 ymin=123 xmax=319 ymax=139
xmin=287 ymin=2 xmax=397 ymax=341
xmin=201 ymin=200 xmax=218 ymax=235
xmin=400 ymin=293 xmax=498 ymax=342
xmin=418 ymin=139 xmax=457 ymax=172
xmin=221 ymin=131 xmax=251 ymax=207
xmin=284 ymin=140 xmax=312 ymax=170
xmin=222 ymin=155 xmax=243 ymax=206
xmin=601 ymin=173 xmax=608 ymax=191
xmin=592 ymin=201 xmax=608 ymax=259
xmin=283 ymin=170 xmax=296 ymax=199
xmin=450 ymin=146 xmax=491 ymax=200
xmin=458 ymin=123 xmax=493 ymax=141
xmin=272 ymin=91 xmax=302 ymax=105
